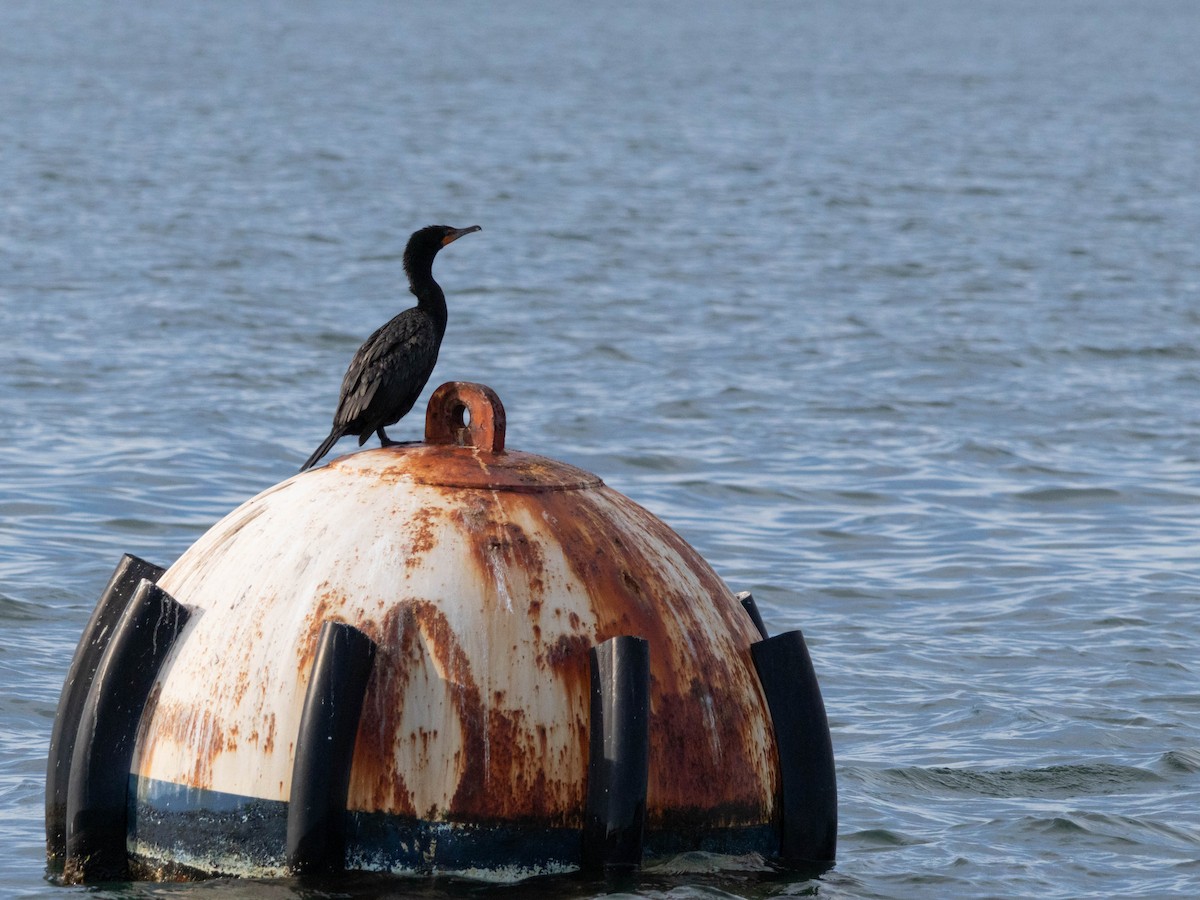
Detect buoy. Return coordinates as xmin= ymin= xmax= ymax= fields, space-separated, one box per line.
xmin=47 ymin=382 xmax=836 ymax=883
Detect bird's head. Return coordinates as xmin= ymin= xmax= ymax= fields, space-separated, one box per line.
xmin=404 ymin=224 xmax=481 ymax=275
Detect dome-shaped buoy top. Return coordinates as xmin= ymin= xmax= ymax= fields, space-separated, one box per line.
xmin=48 ymin=382 xmax=834 ymax=883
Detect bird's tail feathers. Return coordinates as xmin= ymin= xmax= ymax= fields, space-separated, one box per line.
xmin=299 ymin=428 xmax=346 ymax=473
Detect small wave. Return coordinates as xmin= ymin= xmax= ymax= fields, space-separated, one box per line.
xmin=642 ymin=851 xmax=775 ymax=876
xmin=1076 ymin=344 xmax=1199 ymax=360
xmin=815 ymin=528 xmax=875 ymax=542
xmin=1092 ymin=616 xmax=1152 ymax=627
xmin=832 ymin=490 xmax=890 ymax=504
xmin=1160 ymin=749 xmax=1200 ymax=774
xmin=1018 ymin=812 xmax=1200 ymax=849
xmin=952 ymin=439 xmax=1022 ymax=462
xmin=843 ymin=828 xmax=928 ymax=849
xmin=1012 ymin=486 xmax=1123 ymax=504
xmin=595 ymin=343 xmax=637 ymax=362
xmin=0 ymin=593 xmax=47 ymax=623
xmin=102 ymin=516 xmax=174 ymax=536
xmin=861 ymin=762 xmax=1162 ymax=798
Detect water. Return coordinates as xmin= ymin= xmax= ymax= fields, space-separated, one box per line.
xmin=3 ymin=0 xmax=1200 ymax=896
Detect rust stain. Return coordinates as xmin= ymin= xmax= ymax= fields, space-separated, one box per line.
xmin=451 ymin=494 xmax=547 ymax=608
xmin=334 ymin=444 xmax=602 ymax=493
xmin=232 ymin=664 xmax=250 ymax=706
xmin=505 ymin=486 xmax=777 ymax=827
xmin=262 ymin=713 xmax=276 ymax=755
xmin=296 ymin=584 xmax=342 ymax=677
xmin=423 ymin=593 xmax=587 ymax=826
xmin=409 ymin=601 xmax=487 ymax=815
xmin=647 ymin=680 xmax=773 ymax=827
xmin=404 ymin=506 xmax=440 ymax=566
xmin=348 ymin=602 xmax=417 ymax=817
xmin=348 ymin=595 xmax=589 ymax=826
xmin=540 ymin=632 xmax=591 ymax=676
xmin=373 ymin=465 xmax=774 ymax=827
xmin=145 ymin=700 xmax=228 ymax=789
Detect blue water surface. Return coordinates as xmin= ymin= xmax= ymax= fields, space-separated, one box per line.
xmin=3 ymin=1 xmax=1200 ymax=897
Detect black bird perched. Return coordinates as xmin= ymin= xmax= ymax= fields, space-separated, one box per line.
xmin=299 ymin=223 xmax=481 ymax=472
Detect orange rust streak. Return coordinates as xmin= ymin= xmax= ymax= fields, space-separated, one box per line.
xmin=348 ymin=603 xmax=418 ymax=817
xmin=506 ymin=487 xmax=776 ymax=827
xmin=347 ymin=591 xmax=590 ymax=826
xmin=405 ymin=506 xmax=440 ymax=565
xmin=142 ymin=700 xmax=228 ymax=790
xmin=333 ymin=445 xmax=603 ymax=493
xmin=300 ymin=440 xmax=774 ymax=830
xmin=451 ymin=493 xmax=548 ymax=607
xmin=296 ymin=585 xmax=341 ymax=678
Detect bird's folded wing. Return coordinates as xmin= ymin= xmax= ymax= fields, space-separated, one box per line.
xmin=333 ymin=315 xmax=435 ymax=427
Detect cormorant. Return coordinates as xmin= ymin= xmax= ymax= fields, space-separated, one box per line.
xmin=299 ymin=223 xmax=481 ymax=472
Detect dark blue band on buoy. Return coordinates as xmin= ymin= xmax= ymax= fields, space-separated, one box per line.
xmin=62 ymin=578 xmax=189 ymax=884
xmin=46 ymin=553 xmax=165 ymax=866
xmin=737 ymin=590 xmax=770 ymax=641
xmin=582 ymin=635 xmax=650 ymax=874
xmin=286 ymin=621 xmax=377 ymax=876
xmin=750 ymin=629 xmax=837 ymax=865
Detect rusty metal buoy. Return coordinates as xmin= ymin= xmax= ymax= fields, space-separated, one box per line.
xmin=46 ymin=383 xmax=835 ymax=883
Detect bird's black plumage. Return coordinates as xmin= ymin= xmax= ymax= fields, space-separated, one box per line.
xmin=299 ymin=224 xmax=481 ymax=472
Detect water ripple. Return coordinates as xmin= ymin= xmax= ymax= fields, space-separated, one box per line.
xmin=4 ymin=0 xmax=1200 ymax=898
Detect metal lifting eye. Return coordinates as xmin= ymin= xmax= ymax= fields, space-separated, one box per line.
xmin=425 ymin=382 xmax=506 ymax=453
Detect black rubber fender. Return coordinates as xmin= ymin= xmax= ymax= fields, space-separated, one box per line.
xmin=750 ymin=629 xmax=837 ymax=865
xmin=62 ymin=578 xmax=189 ymax=883
xmin=286 ymin=621 xmax=377 ymax=876
xmin=581 ymin=634 xmax=650 ymax=874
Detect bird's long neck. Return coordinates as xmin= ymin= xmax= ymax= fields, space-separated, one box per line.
xmin=405 ymin=255 xmax=448 ymax=328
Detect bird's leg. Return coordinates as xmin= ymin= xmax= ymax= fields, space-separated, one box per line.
xmin=377 ymin=426 xmax=399 ymax=447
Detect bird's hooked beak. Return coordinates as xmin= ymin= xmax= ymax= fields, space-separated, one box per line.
xmin=442 ymin=225 xmax=482 ymax=246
